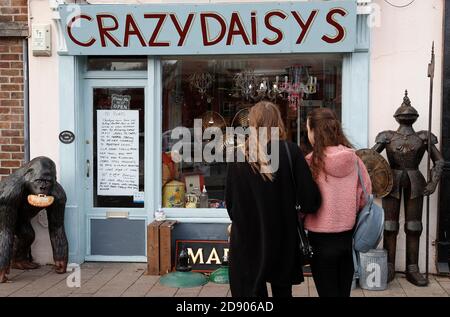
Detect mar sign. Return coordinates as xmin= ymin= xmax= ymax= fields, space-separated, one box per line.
xmin=58 ymin=1 xmax=356 ymax=55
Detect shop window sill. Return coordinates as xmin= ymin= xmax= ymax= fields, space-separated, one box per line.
xmin=163 ymin=208 xmax=230 ymax=221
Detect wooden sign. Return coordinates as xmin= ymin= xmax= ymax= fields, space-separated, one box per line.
xmin=175 ymin=240 xmax=229 ymax=273
xmin=170 ymin=223 xmax=229 ymax=273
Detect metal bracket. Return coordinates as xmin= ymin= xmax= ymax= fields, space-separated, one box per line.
xmin=357 ymin=0 xmax=373 ymax=15
xmin=49 ymin=0 xmax=68 ymax=54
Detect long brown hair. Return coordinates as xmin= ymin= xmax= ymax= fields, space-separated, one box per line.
xmin=307 ymin=108 xmax=353 ymax=180
xmin=245 ymin=101 xmax=287 ymax=181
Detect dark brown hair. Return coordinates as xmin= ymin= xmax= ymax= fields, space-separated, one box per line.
xmin=307 ymin=108 xmax=353 ymax=180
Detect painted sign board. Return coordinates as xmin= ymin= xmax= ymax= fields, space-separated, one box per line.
xmin=171 ymin=223 xmax=229 ymax=272
xmin=59 ymin=1 xmax=356 ymax=55
xmin=175 ymin=240 xmax=229 ymax=272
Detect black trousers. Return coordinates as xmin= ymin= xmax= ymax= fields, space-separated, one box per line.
xmin=255 ymin=283 xmax=292 ymax=298
xmin=309 ymin=230 xmax=354 ymax=297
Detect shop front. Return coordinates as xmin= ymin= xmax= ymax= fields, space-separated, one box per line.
xmin=51 ymin=1 xmax=370 ymax=266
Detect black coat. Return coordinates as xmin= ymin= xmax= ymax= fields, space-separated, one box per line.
xmin=225 ymin=140 xmax=321 ymax=297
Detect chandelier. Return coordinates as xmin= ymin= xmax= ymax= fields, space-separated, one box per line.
xmin=189 ymin=72 xmax=214 ymax=99
xmin=282 ymin=65 xmax=318 ymax=111
xmin=232 ymin=71 xmax=258 ymax=100
xmin=231 ymin=66 xmax=318 ymax=109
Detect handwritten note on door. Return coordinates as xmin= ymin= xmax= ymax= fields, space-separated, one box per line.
xmin=97 ymin=110 xmax=139 ymax=196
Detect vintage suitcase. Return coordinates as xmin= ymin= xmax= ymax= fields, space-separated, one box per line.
xmin=159 ymin=220 xmax=177 ymax=275
xmin=146 ymin=220 xmax=165 ymax=275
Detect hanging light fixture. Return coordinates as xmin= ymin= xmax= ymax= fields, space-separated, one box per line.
xmin=231 ymin=66 xmax=317 ymax=106
xmin=189 ymin=72 xmax=214 ymax=99
xmin=233 ymin=70 xmax=257 ymax=100
xmin=200 ymin=111 xmax=226 ymax=131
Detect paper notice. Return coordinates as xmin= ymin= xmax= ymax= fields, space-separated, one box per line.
xmin=97 ymin=110 xmax=139 ymax=196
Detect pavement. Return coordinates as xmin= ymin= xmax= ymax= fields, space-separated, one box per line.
xmin=0 ymin=262 xmax=449 ymax=297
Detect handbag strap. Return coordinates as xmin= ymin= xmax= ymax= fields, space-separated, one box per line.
xmin=283 ymin=141 xmax=301 ymax=209
xmin=284 ymin=142 xmax=312 ymax=257
xmin=355 ymin=159 xmax=369 ymax=201
xmin=353 ymin=159 xmax=367 ymax=276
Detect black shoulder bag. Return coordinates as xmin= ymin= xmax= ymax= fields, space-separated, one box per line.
xmin=283 ymin=141 xmax=314 ymax=264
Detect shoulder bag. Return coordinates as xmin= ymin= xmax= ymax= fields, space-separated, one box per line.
xmin=283 ymin=141 xmax=314 ymax=264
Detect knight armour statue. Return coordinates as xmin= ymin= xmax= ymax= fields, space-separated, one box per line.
xmin=372 ymin=91 xmax=444 ymax=286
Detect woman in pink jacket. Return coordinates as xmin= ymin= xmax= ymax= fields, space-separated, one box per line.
xmin=305 ymin=108 xmax=372 ymax=297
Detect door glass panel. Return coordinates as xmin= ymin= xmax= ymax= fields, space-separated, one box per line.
xmin=93 ymin=87 xmax=145 ymax=208
xmin=87 ymin=56 xmax=147 ymax=71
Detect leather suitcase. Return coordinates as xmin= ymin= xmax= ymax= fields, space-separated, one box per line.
xmin=146 ymin=220 xmax=165 ymax=275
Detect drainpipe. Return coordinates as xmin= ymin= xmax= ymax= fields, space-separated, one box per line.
xmin=23 ymin=38 xmax=30 ymax=163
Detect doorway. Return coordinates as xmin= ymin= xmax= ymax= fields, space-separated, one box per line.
xmin=83 ymin=79 xmax=148 ymax=261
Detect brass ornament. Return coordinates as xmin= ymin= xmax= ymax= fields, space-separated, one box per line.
xmin=356 ymin=149 xmax=393 ymax=198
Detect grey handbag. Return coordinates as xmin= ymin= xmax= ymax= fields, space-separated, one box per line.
xmin=353 ymin=160 xmax=385 ymax=274
xmin=353 ymin=161 xmax=384 ymax=253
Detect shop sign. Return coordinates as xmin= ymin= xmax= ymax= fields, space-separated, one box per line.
xmin=111 ymin=94 xmax=131 ymax=110
xmin=175 ymin=240 xmax=229 ymax=272
xmin=59 ymin=1 xmax=356 ymax=55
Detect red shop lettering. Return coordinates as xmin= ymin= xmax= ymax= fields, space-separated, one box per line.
xmin=66 ymin=9 xmax=348 ymax=48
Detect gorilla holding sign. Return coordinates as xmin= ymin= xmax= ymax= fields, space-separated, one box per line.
xmin=0 ymin=157 xmax=68 ymax=283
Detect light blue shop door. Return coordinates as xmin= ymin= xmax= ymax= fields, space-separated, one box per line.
xmin=83 ymin=79 xmax=148 ymax=262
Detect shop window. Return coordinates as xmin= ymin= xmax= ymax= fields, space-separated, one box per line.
xmin=87 ymin=56 xmax=147 ymax=71
xmin=161 ymin=55 xmax=342 ymax=209
xmin=93 ymin=87 xmax=145 ymax=208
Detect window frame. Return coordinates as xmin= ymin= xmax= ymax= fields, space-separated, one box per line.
xmin=158 ymin=54 xmax=345 ymax=220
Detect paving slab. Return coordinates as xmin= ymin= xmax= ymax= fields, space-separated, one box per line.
xmin=9 ymin=270 xmax=69 ymax=297
xmin=39 ymin=267 xmax=102 ymax=297
xmin=121 ymin=274 xmax=160 ymax=297
xmin=198 ymin=283 xmax=229 ymax=297
xmin=362 ymin=278 xmax=406 ymax=297
xmin=0 ymin=270 xmax=50 ymax=297
xmin=146 ymin=283 xmax=179 ymax=297
xmin=397 ymin=276 xmax=448 ymax=297
xmin=71 ymin=267 xmax=121 ymax=295
xmin=174 ymin=286 xmax=203 ymax=297
xmin=437 ymin=281 xmax=450 ymax=295
xmin=93 ymin=267 xmax=145 ymax=297
xmin=292 ymin=281 xmax=309 ymax=297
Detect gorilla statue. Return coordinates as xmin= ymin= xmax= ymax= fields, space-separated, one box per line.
xmin=0 ymin=157 xmax=68 ymax=283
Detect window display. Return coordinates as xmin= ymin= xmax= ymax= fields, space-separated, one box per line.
xmin=161 ymin=54 xmax=342 ymax=209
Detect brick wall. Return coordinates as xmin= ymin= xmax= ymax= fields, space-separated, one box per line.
xmin=0 ymin=0 xmax=28 ymax=180
xmin=0 ymin=0 xmax=28 ymax=24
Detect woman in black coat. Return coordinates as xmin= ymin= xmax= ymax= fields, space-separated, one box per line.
xmin=225 ymin=101 xmax=321 ymax=297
